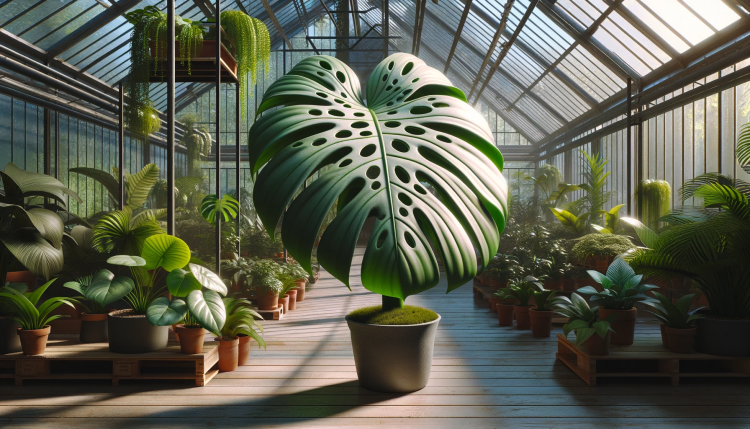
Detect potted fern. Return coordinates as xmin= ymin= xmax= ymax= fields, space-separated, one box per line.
xmin=247 ymin=54 xmax=508 ymax=392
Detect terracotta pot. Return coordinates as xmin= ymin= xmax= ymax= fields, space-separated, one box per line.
xmin=278 ymin=294 xmax=289 ymax=312
xmin=487 ymin=296 xmax=504 ymax=312
xmin=221 ymin=251 xmax=237 ymax=260
xmin=238 ymin=334 xmax=251 ymax=366
xmin=17 ymin=325 xmax=50 ymax=356
xmin=287 ymin=289 xmax=298 ymax=310
xmin=514 ymin=305 xmax=531 ymax=330
xmin=497 ymin=304 xmax=514 ymax=326
xmin=293 ymin=285 xmax=305 ymax=302
xmin=529 ymin=310 xmax=553 ymax=337
xmin=665 ymin=326 xmax=696 ymax=354
xmin=175 ymin=325 xmax=206 ymax=354
xmin=544 ymin=279 xmax=563 ymax=291
xmin=80 ymin=312 xmax=108 ymax=343
xmin=586 ymin=332 xmax=610 ymax=355
xmin=256 ymin=290 xmax=279 ymax=310
xmin=274 ymin=252 xmax=284 ymax=258
xmin=594 ymin=255 xmax=613 ymax=269
xmin=473 ymin=276 xmax=483 ymax=286
xmin=599 ymin=307 xmax=637 ymax=345
xmin=6 ymin=270 xmax=36 ymax=288
xmin=218 ymin=337 xmax=239 ymax=372
xmin=660 ymin=324 xmax=669 ymax=349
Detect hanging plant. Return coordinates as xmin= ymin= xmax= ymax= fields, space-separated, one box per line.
xmin=179 ymin=114 xmax=212 ymax=177
xmin=220 ymin=11 xmax=271 ymax=119
xmin=636 ymin=179 xmax=671 ymax=231
xmin=124 ymin=6 xmax=204 ymax=136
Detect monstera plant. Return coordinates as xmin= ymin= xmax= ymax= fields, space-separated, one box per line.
xmin=247 ymin=53 xmax=508 ymax=392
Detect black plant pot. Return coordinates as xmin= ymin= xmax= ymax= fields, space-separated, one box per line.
xmin=108 ymin=310 xmax=168 ymax=353
xmin=695 ymin=315 xmax=750 ymax=357
xmin=80 ymin=313 xmax=108 ymax=343
xmin=0 ymin=317 xmax=21 ymax=354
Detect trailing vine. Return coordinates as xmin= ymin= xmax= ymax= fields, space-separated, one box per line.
xmin=220 ymin=11 xmax=271 ymax=118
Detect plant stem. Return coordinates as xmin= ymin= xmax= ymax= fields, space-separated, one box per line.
xmin=382 ymin=295 xmax=404 ymax=311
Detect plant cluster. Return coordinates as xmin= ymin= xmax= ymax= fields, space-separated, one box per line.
xmin=0 ymin=280 xmax=78 ymax=331
xmin=216 ymin=297 xmax=265 ymax=345
xmin=577 ymin=258 xmax=657 ymax=310
xmin=250 ymin=259 xmax=283 ymax=294
xmin=555 ymin=293 xmax=616 ymax=346
xmin=571 ymin=233 xmax=634 ymax=262
xmin=494 ymin=276 xmax=543 ymax=306
xmin=644 ymin=292 xmax=703 ymax=329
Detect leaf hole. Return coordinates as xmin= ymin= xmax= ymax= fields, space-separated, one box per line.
xmin=371 ymin=181 xmax=382 ymax=190
xmin=394 ymin=166 xmax=410 ymax=183
xmin=384 ymin=121 xmax=400 ymax=128
xmin=436 ymin=135 xmax=451 ymax=143
xmin=344 ymin=104 xmax=352 ymax=108
xmin=340 ymin=92 xmax=348 ymax=98
xmin=404 ymin=231 xmax=416 ymax=248
xmin=316 ymin=71 xmax=325 ymax=77
xmin=360 ymin=131 xmax=372 ymax=136
xmin=319 ymin=60 xmax=332 ymax=70
xmin=334 ymin=98 xmax=344 ymax=104
xmin=328 ymin=110 xmax=345 ymax=117
xmin=336 ymin=71 xmax=346 ymax=83
xmin=428 ymin=97 xmax=436 ymax=101
xmin=401 ymin=62 xmax=413 ymax=75
xmin=388 ymin=61 xmax=394 ymax=70
xmin=405 ymin=126 xmax=425 ymax=135
xmin=387 ymin=111 xmax=397 ymax=115
xmin=399 ymin=208 xmax=408 ymax=217
xmin=402 ymin=89 xmax=412 ymax=96
xmin=366 ymin=166 xmax=380 ymax=179
xmin=316 ymin=92 xmax=328 ymax=98
xmin=339 ymin=159 xmax=352 ymax=167
xmin=394 ymin=87 xmax=401 ymax=93
xmin=382 ymin=74 xmax=388 ymax=82
xmin=354 ymin=112 xmax=366 ymax=117
xmin=292 ymin=141 xmax=304 ymax=148
xmin=392 ymin=79 xmax=398 ymax=85
xmin=386 ymin=102 xmax=394 ymax=107
xmin=377 ymin=230 xmax=388 ymax=248
xmin=398 ymin=193 xmax=413 ymax=206
xmin=312 ymin=138 xmax=327 ymax=146
xmin=335 ymin=130 xmax=353 ymax=138
xmin=414 ymin=184 xmax=427 ymax=194
xmin=352 ymin=121 xmax=369 ymax=129
xmin=409 ymin=106 xmax=432 ymax=115
xmin=391 ymin=139 xmax=409 ymax=153
xmin=412 ymin=78 xmax=419 ymax=83
xmin=385 ymin=85 xmax=393 ymax=91
xmin=309 ymin=109 xmax=322 ymax=116
xmin=432 ymin=102 xmax=449 ymax=108
xmin=360 ymin=144 xmax=376 ymax=157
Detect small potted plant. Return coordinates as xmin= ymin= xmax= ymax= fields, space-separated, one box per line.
xmin=251 ymin=260 xmax=283 ymax=310
xmin=571 ymin=233 xmax=635 ymax=270
xmin=555 ymin=293 xmax=616 ymax=356
xmin=221 ymin=257 xmax=256 ymax=293
xmin=213 ymin=297 xmax=266 ymax=371
xmin=542 ymin=256 xmax=571 ymax=291
xmin=63 ymin=270 xmax=134 ymax=343
xmin=495 ymin=277 xmax=542 ymax=330
xmin=644 ymin=292 xmax=703 ymax=353
xmin=0 ymin=280 xmax=78 ymax=355
xmin=0 ymin=283 xmax=26 ymax=354
xmin=277 ymin=263 xmax=308 ymax=310
xmin=530 ymin=287 xmax=561 ymax=338
xmin=576 ymin=258 xmax=657 ymax=346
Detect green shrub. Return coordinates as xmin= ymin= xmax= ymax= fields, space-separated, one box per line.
xmin=347 ymin=305 xmax=439 ymax=325
xmin=571 ymin=233 xmax=634 ymax=262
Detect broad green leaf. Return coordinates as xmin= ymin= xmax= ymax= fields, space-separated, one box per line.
xmin=0 ymin=229 xmax=63 ymax=280
xmin=189 ymin=263 xmax=227 ymax=295
xmin=93 ymin=208 xmax=164 ymax=255
xmin=69 ymin=167 xmax=121 ymax=205
xmin=186 ymin=289 xmax=226 ymax=333
xmin=107 ymin=255 xmax=147 ymax=267
xmin=85 ymin=276 xmax=134 ymax=307
xmin=125 ymin=163 xmax=160 ymax=209
xmin=200 ymin=194 xmax=240 ymax=225
xmin=141 ymin=235 xmax=191 ymax=271
xmin=166 ymin=269 xmax=202 ymax=297
xmin=92 ymin=269 xmax=115 ymax=283
xmin=620 ymin=217 xmax=659 ymax=249
xmin=606 ymin=258 xmax=636 ymax=286
xmin=586 ymin=270 xmax=608 ymax=285
xmin=147 ymin=297 xmax=187 ymax=326
xmin=63 ymin=281 xmax=85 ymax=295
xmin=248 ymin=54 xmax=507 ymax=299
xmin=3 ymin=162 xmax=81 ymax=205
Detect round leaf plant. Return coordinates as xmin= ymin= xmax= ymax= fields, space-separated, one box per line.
xmin=248 ymin=53 xmax=508 ymax=309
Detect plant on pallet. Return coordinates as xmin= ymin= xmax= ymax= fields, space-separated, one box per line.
xmin=0 ymin=283 xmax=27 ymax=354
xmin=0 ymin=280 xmax=78 ymax=355
xmin=247 ymin=53 xmax=508 ymax=392
xmin=277 ymin=262 xmax=309 ymax=307
xmin=530 ymin=287 xmax=561 ymax=338
xmin=250 ymin=259 xmax=283 ymax=311
xmin=644 ymin=292 xmax=703 ymax=354
xmin=576 ymin=258 xmax=657 ymax=346
xmin=63 ymin=270 xmax=134 ymax=343
xmin=554 ymin=293 xmax=616 ymax=356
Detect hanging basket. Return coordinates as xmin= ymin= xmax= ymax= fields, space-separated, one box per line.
xmin=148 ymin=40 xmax=238 ymax=83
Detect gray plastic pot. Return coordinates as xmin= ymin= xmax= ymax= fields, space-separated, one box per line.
xmin=695 ymin=315 xmax=750 ymax=356
xmin=346 ymin=315 xmax=440 ymax=393
xmin=108 ymin=310 xmax=168 ymax=353
xmin=0 ymin=317 xmax=21 ymax=354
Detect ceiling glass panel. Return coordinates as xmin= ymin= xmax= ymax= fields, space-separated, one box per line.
xmin=621 ymin=0 xmax=690 ymax=52
xmin=639 ymin=0 xmax=712 ymax=45
xmin=682 ymin=0 xmax=740 ymax=30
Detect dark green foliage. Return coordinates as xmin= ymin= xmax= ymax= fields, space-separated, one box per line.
xmin=644 ymin=292 xmax=703 ymax=329
xmin=577 ymin=258 xmax=657 ymax=310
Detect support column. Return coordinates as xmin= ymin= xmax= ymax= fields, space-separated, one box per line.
xmin=215 ymin=0 xmax=222 ymax=273
xmin=43 ymin=108 xmax=50 ymax=176
xmin=236 ymin=83 xmax=241 ymax=255
xmin=626 ymin=78 xmax=632 ymax=215
xmin=167 ymin=0 xmax=176 ymax=234
xmin=119 ymin=83 xmax=125 ymax=210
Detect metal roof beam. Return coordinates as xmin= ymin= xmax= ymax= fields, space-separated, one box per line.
xmin=262 ymin=0 xmax=294 ymax=49
xmin=444 ymin=0 xmax=471 ymax=74
xmin=471 ymin=0 xmax=537 ymax=105
xmin=45 ymin=0 xmax=144 ymax=61
xmin=467 ymin=0 xmax=514 ymax=98
xmin=507 ymin=0 xmax=621 ymax=111
xmin=412 ymin=0 xmax=427 ymax=55
xmin=537 ymin=0 xmax=640 ymax=86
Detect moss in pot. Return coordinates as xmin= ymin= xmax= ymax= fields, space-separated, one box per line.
xmin=247 ymin=53 xmax=508 ymax=392
xmin=571 ymin=233 xmax=634 ymax=269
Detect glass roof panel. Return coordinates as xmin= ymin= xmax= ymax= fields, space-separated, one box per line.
xmin=620 ymin=0 xmax=690 ymax=52
xmin=639 ymin=0 xmax=712 ymax=46
xmin=682 ymin=0 xmax=740 ymax=30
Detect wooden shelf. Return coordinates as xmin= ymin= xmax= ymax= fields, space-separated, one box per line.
xmin=556 ymin=334 xmax=750 ymax=386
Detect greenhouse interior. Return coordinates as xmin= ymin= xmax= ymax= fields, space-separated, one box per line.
xmin=0 ymin=0 xmax=749 ymax=426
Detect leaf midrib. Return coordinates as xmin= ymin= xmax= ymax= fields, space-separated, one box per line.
xmin=368 ymin=108 xmax=398 ymax=259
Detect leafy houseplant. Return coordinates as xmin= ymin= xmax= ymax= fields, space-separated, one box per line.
xmin=495 ymin=276 xmax=542 ymax=330
xmin=180 ymin=114 xmax=212 ymax=177
xmin=571 ymin=233 xmax=634 ymax=269
xmin=214 ymin=297 xmax=265 ymax=370
xmin=277 ymin=262 xmax=309 ymax=308
xmin=530 ymin=288 xmax=561 ymax=338
xmin=0 ymin=162 xmax=81 ymax=285
xmin=644 ymin=292 xmax=702 ymax=353
xmin=63 ymin=270 xmax=134 ymax=343
xmin=250 ymin=259 xmax=282 ymax=310
xmin=555 ymin=293 xmax=616 ymax=356
xmin=0 ymin=283 xmax=26 ymax=354
xmin=577 ymin=258 xmax=657 ymax=346
xmin=247 ymin=54 xmax=508 ymax=392
xmin=0 ymin=279 xmax=78 ymax=355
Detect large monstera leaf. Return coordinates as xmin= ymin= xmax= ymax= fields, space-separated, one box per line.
xmin=248 ymin=53 xmax=508 ymax=300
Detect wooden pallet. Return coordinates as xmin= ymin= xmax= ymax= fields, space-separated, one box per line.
xmin=556 ymin=333 xmax=750 ymax=386
xmin=0 ymin=335 xmax=219 ymax=386
xmin=256 ymin=306 xmax=284 ymax=320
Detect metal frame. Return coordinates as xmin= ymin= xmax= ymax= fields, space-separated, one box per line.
xmin=467 ymin=0 xmax=514 ymax=100
xmin=412 ymin=0 xmax=427 ymax=56
xmin=262 ymin=0 xmax=294 ymax=49
xmin=444 ymin=0 xmax=471 ymax=74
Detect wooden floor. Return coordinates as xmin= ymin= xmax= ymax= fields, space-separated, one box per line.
xmin=1 ymin=249 xmax=749 ymax=428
